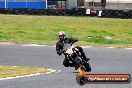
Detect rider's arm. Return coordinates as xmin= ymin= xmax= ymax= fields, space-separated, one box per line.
xmin=69 ymin=38 xmax=78 ymax=44
xmin=56 ymin=41 xmax=63 ymax=56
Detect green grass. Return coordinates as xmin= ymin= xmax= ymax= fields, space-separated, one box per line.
xmin=0 ymin=14 xmax=132 ymax=47
xmin=0 ymin=65 xmax=49 ymax=78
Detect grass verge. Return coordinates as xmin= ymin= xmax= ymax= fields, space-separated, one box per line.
xmin=0 ymin=14 xmax=132 ymax=47
xmin=0 ymin=65 xmax=49 ymax=78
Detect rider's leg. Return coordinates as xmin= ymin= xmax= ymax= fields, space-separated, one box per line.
xmin=63 ymin=58 xmax=74 ymax=67
xmin=75 ymin=46 xmax=90 ymax=62
xmin=63 ymin=58 xmax=69 ymax=67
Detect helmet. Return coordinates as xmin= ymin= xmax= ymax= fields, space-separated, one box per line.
xmin=58 ymin=31 xmax=66 ymax=40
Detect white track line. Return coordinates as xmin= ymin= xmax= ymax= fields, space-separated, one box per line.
xmin=22 ymin=44 xmax=47 ymax=47
xmin=105 ymin=47 xmax=116 ymax=49
xmin=21 ymin=44 xmax=132 ymax=50
xmin=1 ymin=43 xmax=132 ymax=50
xmin=0 ymin=69 xmax=60 ymax=81
xmin=81 ymin=46 xmax=93 ymax=48
xmin=124 ymin=48 xmax=132 ymax=50
xmin=0 ymin=44 xmax=13 ymax=46
xmin=0 ymin=73 xmax=43 ymax=81
xmin=22 ymin=44 xmax=56 ymax=47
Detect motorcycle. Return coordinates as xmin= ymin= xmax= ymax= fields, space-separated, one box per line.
xmin=62 ymin=42 xmax=91 ymax=72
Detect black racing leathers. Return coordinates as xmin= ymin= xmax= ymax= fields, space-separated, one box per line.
xmin=56 ymin=38 xmax=89 ymax=66
xmin=56 ymin=38 xmax=78 ymax=56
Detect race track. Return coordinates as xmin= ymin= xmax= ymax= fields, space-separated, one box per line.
xmin=0 ymin=44 xmax=132 ymax=88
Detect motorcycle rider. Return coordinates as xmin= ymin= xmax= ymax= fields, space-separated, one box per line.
xmin=56 ymin=31 xmax=90 ymax=68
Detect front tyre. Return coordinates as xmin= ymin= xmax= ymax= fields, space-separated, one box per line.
xmin=76 ymin=74 xmax=87 ymax=85
xmin=63 ymin=59 xmax=70 ymax=67
xmin=63 ymin=58 xmax=74 ymax=67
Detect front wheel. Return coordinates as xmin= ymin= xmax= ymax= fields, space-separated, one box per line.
xmin=76 ymin=74 xmax=87 ymax=85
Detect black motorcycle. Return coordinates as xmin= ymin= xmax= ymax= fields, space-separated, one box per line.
xmin=63 ymin=43 xmax=91 ymax=72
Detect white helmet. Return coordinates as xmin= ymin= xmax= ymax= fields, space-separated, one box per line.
xmin=58 ymin=31 xmax=66 ymax=40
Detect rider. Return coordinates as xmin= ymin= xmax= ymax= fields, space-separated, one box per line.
xmin=56 ymin=31 xmax=90 ymax=67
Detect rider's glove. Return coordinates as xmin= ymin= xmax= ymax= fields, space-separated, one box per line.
xmin=57 ymin=50 xmax=65 ymax=56
xmin=57 ymin=51 xmax=62 ymax=56
xmin=70 ymin=38 xmax=78 ymax=44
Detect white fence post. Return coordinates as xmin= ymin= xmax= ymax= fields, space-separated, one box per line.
xmin=46 ymin=0 xmax=47 ymax=9
xmin=5 ymin=0 xmax=7 ymax=8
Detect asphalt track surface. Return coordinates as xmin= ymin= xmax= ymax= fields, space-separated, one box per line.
xmin=0 ymin=44 xmax=132 ymax=88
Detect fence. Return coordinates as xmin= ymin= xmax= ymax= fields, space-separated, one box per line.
xmin=0 ymin=7 xmax=132 ymax=19
xmin=0 ymin=0 xmax=46 ymax=9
